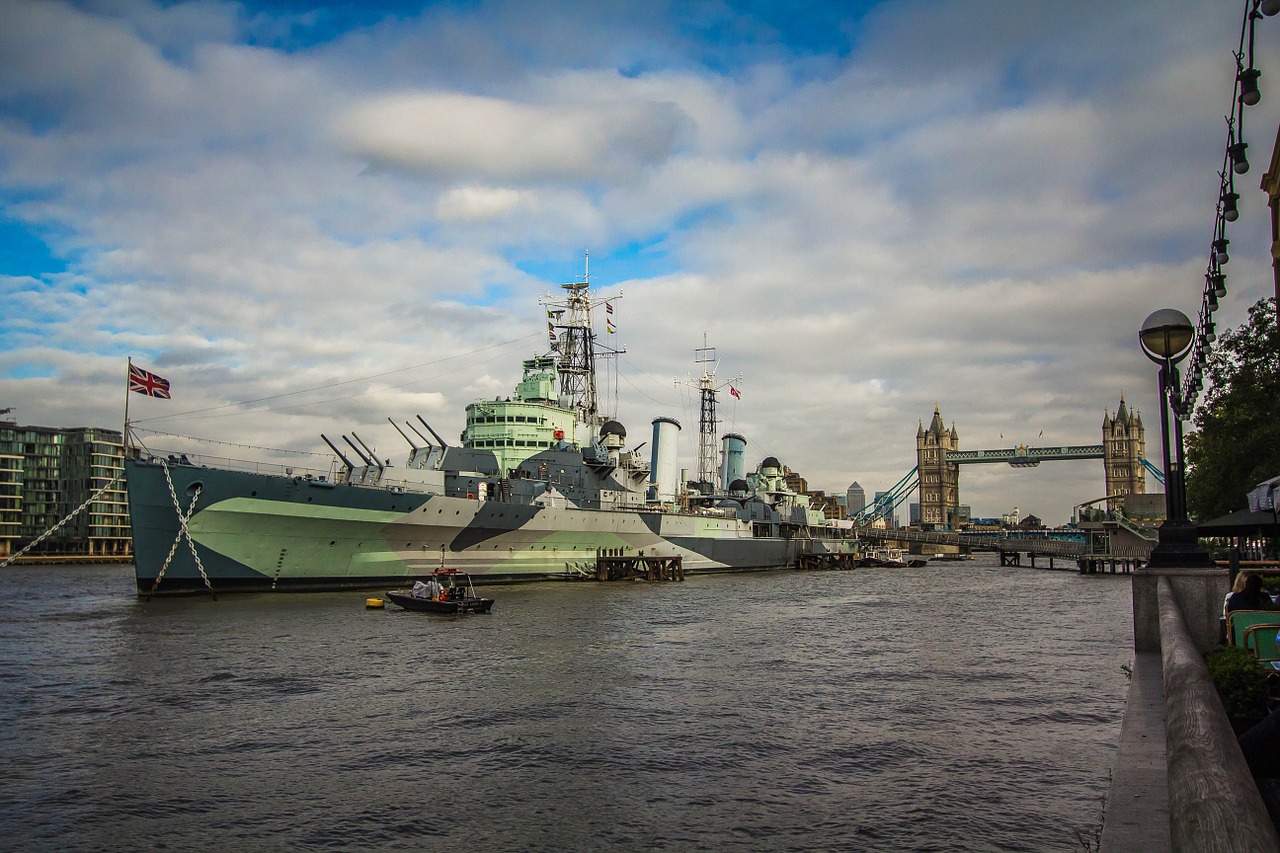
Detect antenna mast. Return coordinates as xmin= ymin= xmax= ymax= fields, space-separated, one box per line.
xmin=679 ymin=336 xmax=740 ymax=488
xmin=541 ymin=252 xmax=626 ymax=432
xmin=694 ymin=340 xmax=718 ymax=485
xmin=543 ymin=252 xmax=601 ymax=430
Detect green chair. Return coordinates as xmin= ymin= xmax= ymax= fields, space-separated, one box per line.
xmin=1243 ymin=623 xmax=1280 ymax=662
xmin=1227 ymin=610 xmax=1280 ymax=649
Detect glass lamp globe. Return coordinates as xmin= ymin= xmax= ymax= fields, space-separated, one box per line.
xmin=1140 ymin=308 xmax=1194 ymax=364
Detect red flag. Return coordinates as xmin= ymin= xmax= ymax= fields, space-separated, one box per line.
xmin=129 ymin=364 xmax=171 ymax=398
xmin=730 ymin=386 xmax=740 ymax=399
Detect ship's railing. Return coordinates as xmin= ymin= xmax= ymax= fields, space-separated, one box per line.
xmin=135 ymin=448 xmax=341 ymax=482
xmin=136 ymin=448 xmax=446 ymax=495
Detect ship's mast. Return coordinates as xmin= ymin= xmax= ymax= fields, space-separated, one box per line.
xmin=695 ymin=342 xmax=718 ymax=486
xmin=558 ymin=286 xmax=597 ymax=424
xmin=679 ymin=336 xmax=742 ymax=489
xmin=545 ymin=253 xmax=602 ymax=429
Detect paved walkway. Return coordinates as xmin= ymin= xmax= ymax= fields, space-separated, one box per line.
xmin=1100 ymin=651 xmax=1171 ymax=852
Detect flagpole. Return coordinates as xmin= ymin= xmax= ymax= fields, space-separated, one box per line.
xmin=124 ymin=357 xmax=132 ymax=456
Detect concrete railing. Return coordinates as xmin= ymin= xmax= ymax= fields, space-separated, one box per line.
xmin=1157 ymin=575 xmax=1279 ymax=852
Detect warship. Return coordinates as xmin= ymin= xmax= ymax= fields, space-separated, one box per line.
xmin=125 ymin=269 xmax=854 ymax=594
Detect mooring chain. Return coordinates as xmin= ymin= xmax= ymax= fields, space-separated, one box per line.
xmin=146 ymin=460 xmax=216 ymax=600
xmin=0 ymin=474 xmax=122 ymax=569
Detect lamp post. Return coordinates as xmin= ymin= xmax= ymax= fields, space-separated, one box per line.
xmin=1139 ymin=309 xmax=1210 ymax=567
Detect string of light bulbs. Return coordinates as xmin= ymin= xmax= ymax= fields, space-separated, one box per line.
xmin=1176 ymin=0 xmax=1277 ymax=418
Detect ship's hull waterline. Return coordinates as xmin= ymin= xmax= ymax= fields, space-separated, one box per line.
xmin=127 ymin=460 xmax=843 ymax=595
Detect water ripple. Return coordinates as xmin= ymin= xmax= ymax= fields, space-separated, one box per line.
xmin=0 ymin=559 xmax=1132 ymax=852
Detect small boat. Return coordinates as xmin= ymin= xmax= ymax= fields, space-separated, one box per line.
xmin=862 ymin=547 xmax=909 ymax=568
xmin=386 ymin=569 xmax=495 ymax=615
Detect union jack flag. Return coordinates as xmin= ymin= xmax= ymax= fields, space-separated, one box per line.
xmin=129 ymin=364 xmax=171 ymax=398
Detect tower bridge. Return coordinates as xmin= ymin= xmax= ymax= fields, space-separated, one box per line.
xmin=852 ymin=397 xmax=1155 ymax=531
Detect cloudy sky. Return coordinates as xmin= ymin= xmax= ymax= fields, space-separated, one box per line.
xmin=2 ymin=0 xmax=1278 ymax=525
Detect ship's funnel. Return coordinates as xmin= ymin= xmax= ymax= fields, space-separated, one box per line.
xmin=720 ymin=433 xmax=746 ymax=491
xmin=650 ymin=417 xmax=681 ymax=502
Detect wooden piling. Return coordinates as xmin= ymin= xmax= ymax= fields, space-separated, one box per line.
xmin=595 ymin=554 xmax=684 ymax=581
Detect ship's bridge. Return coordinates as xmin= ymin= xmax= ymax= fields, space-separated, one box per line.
xmin=462 ymin=399 xmax=579 ymax=476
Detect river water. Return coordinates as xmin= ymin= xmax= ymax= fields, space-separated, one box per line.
xmin=0 ymin=556 xmax=1133 ymax=852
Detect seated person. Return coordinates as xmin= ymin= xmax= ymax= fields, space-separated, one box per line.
xmin=1226 ymin=573 xmax=1273 ymax=613
xmin=1223 ymin=571 xmax=1250 ymax=620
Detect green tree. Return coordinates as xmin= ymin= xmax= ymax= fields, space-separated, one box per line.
xmin=1184 ymin=298 xmax=1280 ymax=520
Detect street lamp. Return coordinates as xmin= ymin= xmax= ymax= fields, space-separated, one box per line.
xmin=1139 ymin=309 xmax=1210 ymax=566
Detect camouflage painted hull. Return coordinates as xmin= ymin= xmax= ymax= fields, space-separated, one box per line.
xmin=127 ymin=459 xmax=839 ymax=595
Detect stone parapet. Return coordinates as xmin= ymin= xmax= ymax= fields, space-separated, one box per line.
xmin=1157 ymin=577 xmax=1279 ymax=851
xmin=1132 ymin=565 xmax=1227 ymax=653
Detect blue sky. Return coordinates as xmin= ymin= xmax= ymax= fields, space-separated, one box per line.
xmin=2 ymin=0 xmax=1279 ymax=524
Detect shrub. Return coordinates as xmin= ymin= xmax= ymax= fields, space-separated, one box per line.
xmin=1205 ymin=645 xmax=1271 ymax=723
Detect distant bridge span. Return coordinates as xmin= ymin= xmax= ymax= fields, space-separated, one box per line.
xmin=852 ymin=400 xmax=1154 ymax=530
xmin=947 ymin=444 xmax=1103 ymax=466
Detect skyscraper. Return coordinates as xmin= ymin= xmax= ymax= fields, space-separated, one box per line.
xmin=846 ymin=481 xmax=865 ymax=516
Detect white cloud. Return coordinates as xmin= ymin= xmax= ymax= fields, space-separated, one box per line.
xmin=1 ymin=0 xmax=1277 ymax=526
xmin=332 ymin=91 xmax=693 ymax=182
xmin=435 ymin=185 xmax=536 ymax=221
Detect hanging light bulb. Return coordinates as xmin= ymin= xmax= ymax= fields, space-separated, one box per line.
xmin=1211 ymin=270 xmax=1226 ymax=298
xmin=1206 ymin=290 xmax=1219 ymax=312
xmin=1221 ymin=190 xmax=1240 ymax=222
xmin=1212 ymin=237 xmax=1230 ymax=264
xmin=1238 ymin=68 xmax=1261 ymax=107
xmin=1229 ymin=141 xmax=1250 ymax=174
xmin=1205 ymin=321 xmax=1216 ymax=343
xmin=1262 ymin=0 xmax=1280 ymax=17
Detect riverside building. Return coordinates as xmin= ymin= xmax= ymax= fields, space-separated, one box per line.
xmin=0 ymin=422 xmax=130 ymax=559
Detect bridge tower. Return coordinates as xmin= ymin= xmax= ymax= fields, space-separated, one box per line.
xmin=1102 ymin=395 xmax=1146 ymax=511
xmin=917 ymin=406 xmax=960 ymax=530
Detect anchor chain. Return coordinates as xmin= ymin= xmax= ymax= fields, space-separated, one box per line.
xmin=0 ymin=474 xmax=122 ymax=568
xmin=145 ymin=460 xmax=216 ymax=600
